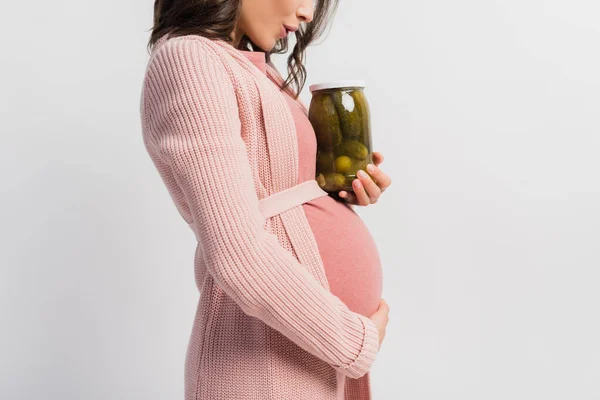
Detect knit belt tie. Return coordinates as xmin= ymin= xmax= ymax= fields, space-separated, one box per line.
xmin=188 ymin=179 xmax=328 ymax=241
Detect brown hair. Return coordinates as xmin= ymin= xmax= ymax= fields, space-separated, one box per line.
xmin=147 ymin=0 xmax=339 ymax=99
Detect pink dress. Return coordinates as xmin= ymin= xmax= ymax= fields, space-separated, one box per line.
xmin=241 ymin=51 xmax=383 ymax=318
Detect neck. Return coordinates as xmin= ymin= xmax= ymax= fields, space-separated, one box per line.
xmin=229 ymin=26 xmax=243 ymax=48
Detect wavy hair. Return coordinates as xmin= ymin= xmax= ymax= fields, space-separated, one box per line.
xmin=147 ymin=0 xmax=339 ymax=99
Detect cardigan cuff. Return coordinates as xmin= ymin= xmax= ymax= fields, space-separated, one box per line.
xmin=338 ymin=313 xmax=380 ymax=379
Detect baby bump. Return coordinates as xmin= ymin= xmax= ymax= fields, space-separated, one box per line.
xmin=302 ymin=195 xmax=383 ymax=317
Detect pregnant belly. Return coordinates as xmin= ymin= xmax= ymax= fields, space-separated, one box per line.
xmin=302 ymin=195 xmax=383 ymax=317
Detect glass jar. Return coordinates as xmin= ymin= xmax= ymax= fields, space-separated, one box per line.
xmin=308 ymin=81 xmax=375 ymax=193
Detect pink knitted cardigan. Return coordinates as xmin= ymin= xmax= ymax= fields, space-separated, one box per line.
xmin=140 ymin=33 xmax=380 ymax=400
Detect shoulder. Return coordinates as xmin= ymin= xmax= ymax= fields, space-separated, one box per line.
xmin=146 ymin=34 xmax=231 ymax=79
xmin=140 ymin=35 xmax=243 ymax=152
xmin=154 ymin=34 xmax=217 ymax=54
xmin=141 ymin=34 xmax=241 ymax=125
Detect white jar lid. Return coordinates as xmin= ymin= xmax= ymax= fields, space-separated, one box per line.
xmin=309 ymin=80 xmax=366 ymax=92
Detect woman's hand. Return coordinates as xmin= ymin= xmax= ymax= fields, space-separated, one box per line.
xmin=369 ymin=298 xmax=389 ymax=348
xmin=338 ymin=151 xmax=392 ymax=206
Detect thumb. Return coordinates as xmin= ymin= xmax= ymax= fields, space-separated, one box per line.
xmin=378 ymin=298 xmax=389 ymax=314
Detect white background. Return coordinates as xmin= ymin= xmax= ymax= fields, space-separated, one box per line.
xmin=1 ymin=0 xmax=599 ymax=399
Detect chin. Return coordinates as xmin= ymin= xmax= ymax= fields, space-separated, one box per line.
xmin=252 ymin=37 xmax=277 ymax=52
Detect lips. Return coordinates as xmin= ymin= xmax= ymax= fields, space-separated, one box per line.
xmin=280 ymin=24 xmax=298 ymax=38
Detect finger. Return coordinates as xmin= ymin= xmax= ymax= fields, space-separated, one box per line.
xmin=379 ymin=298 xmax=389 ymax=311
xmin=357 ymin=169 xmax=381 ymax=202
xmin=372 ymin=151 xmax=384 ymax=166
xmin=352 ymin=179 xmax=371 ymax=205
xmin=366 ymin=164 xmax=392 ymax=192
xmin=338 ymin=190 xmax=353 ymax=200
xmin=342 ymin=191 xmax=357 ymax=204
xmin=338 ymin=190 xmax=357 ymax=204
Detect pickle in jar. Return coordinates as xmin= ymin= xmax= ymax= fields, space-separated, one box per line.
xmin=334 ymin=155 xmax=353 ymax=173
xmin=308 ymin=94 xmax=343 ymax=150
xmin=335 ymin=139 xmax=369 ymax=160
xmin=316 ymin=150 xmax=335 ymax=173
xmin=347 ymin=157 xmax=368 ymax=176
xmin=331 ymin=91 xmax=362 ymax=140
xmin=349 ymin=90 xmax=371 ymax=144
xmin=316 ymin=172 xmax=346 ymax=191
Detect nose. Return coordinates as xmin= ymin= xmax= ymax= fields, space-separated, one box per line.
xmin=297 ymin=1 xmax=314 ymax=23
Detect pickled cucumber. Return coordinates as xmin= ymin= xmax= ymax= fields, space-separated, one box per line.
xmin=331 ymin=91 xmax=362 ymax=139
xmin=335 ymin=139 xmax=368 ymax=160
xmin=308 ymin=95 xmax=343 ymax=150
xmin=316 ymin=172 xmax=346 ymax=192
xmin=349 ymin=90 xmax=370 ymax=144
xmin=334 ymin=155 xmax=352 ymax=173
xmin=316 ymin=150 xmax=335 ymax=173
xmin=347 ymin=157 xmax=368 ymax=176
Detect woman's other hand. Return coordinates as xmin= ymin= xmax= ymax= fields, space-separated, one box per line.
xmin=368 ymin=297 xmax=389 ymax=348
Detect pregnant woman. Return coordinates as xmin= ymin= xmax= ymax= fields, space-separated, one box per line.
xmin=140 ymin=0 xmax=392 ymax=399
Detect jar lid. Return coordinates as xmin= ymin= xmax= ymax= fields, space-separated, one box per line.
xmin=309 ymin=80 xmax=366 ymax=92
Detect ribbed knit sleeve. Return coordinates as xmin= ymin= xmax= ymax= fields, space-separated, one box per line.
xmin=141 ymin=37 xmax=379 ymax=379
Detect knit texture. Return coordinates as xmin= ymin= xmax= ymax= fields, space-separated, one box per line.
xmin=140 ymin=34 xmax=380 ymax=399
